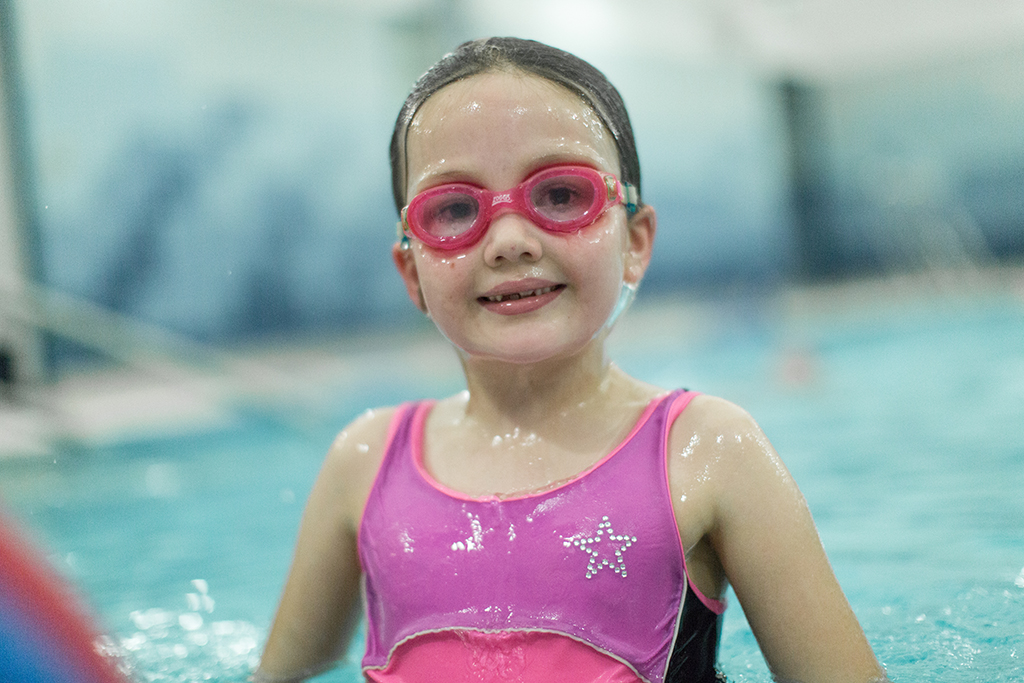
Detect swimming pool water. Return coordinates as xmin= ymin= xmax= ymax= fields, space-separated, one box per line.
xmin=2 ymin=288 xmax=1022 ymax=682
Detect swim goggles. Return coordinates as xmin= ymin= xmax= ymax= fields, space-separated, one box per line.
xmin=399 ymin=165 xmax=638 ymax=251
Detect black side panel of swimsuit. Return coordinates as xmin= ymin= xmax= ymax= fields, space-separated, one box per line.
xmin=664 ymin=583 xmax=725 ymax=683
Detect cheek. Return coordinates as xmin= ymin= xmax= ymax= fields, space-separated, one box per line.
xmin=414 ymin=251 xmax=474 ymax=305
xmin=570 ymin=225 xmax=629 ymax=288
xmin=594 ymin=264 xmax=627 ymax=314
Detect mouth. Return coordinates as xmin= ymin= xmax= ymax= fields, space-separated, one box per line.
xmin=480 ymin=285 xmax=563 ymax=303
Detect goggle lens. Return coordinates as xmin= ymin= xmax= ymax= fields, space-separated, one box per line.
xmin=529 ymin=173 xmax=598 ymax=226
xmin=415 ymin=193 xmax=480 ymax=239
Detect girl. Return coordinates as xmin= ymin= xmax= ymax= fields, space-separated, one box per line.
xmin=256 ymin=37 xmax=888 ymax=683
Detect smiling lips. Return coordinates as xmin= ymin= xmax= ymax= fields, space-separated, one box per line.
xmin=479 ymin=282 xmax=565 ymax=315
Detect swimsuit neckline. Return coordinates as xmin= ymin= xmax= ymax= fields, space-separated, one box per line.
xmin=409 ymin=391 xmax=673 ymax=503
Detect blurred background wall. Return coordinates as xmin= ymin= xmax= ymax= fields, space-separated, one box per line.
xmin=1 ymin=0 xmax=1023 ymax=373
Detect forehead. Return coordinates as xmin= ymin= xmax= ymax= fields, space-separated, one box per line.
xmin=405 ymin=71 xmax=619 ymax=190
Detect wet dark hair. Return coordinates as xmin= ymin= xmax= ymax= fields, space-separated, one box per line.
xmin=389 ymin=37 xmax=642 ymax=213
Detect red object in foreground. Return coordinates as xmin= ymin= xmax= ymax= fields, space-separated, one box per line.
xmin=0 ymin=509 xmax=129 ymax=683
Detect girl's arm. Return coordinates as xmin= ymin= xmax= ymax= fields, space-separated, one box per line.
xmin=255 ymin=408 xmax=395 ymax=682
xmin=673 ymin=396 xmax=888 ymax=683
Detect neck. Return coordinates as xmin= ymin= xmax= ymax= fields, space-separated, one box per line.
xmin=456 ymin=337 xmax=632 ymax=434
xmin=426 ymin=337 xmax=663 ymax=497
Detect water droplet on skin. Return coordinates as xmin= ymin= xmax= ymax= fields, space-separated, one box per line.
xmin=680 ymin=433 xmax=700 ymax=458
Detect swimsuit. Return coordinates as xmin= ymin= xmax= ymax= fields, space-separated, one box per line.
xmin=358 ymin=389 xmax=726 ymax=683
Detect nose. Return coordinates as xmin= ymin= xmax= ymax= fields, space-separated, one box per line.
xmin=481 ymin=211 xmax=543 ymax=265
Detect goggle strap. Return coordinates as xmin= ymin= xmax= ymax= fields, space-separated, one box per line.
xmin=622 ymin=183 xmax=639 ymax=214
xmin=397 ymin=213 xmax=412 ymax=249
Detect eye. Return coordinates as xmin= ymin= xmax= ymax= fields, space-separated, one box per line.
xmin=419 ymin=192 xmax=479 ymax=236
xmin=531 ymin=175 xmax=595 ymax=220
xmin=435 ymin=199 xmax=475 ymax=223
xmin=546 ymin=186 xmax=574 ymax=207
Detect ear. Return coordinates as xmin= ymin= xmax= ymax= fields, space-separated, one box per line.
xmin=392 ymin=234 xmax=428 ymax=313
xmin=623 ymin=204 xmax=656 ymax=286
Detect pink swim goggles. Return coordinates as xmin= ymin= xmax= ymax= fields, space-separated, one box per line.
xmin=400 ymin=165 xmax=638 ymax=251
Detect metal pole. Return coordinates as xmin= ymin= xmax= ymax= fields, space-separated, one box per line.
xmin=0 ymin=0 xmax=45 ymax=400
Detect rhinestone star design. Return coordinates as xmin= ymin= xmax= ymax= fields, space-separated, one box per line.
xmin=563 ymin=515 xmax=637 ymax=579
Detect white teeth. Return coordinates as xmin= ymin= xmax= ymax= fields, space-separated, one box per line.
xmin=486 ymin=285 xmax=557 ymax=303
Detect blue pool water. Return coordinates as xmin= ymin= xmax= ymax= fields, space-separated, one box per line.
xmin=2 ymin=286 xmax=1023 ymax=682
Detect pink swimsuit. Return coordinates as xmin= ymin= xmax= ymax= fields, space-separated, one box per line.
xmin=358 ymin=390 xmax=726 ymax=683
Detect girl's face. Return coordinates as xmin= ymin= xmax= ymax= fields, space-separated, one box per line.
xmin=394 ymin=71 xmax=655 ymax=365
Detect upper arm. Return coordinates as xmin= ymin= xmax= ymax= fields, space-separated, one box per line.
xmin=257 ymin=406 xmax=397 ymax=682
xmin=682 ymin=396 xmax=885 ymax=683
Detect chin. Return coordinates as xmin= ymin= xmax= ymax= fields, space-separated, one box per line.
xmin=459 ymin=333 xmax=601 ymax=367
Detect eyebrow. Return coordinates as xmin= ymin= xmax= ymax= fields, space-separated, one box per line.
xmin=409 ymin=152 xmax=611 ymax=196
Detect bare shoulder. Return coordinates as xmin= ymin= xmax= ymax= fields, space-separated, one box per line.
xmin=314 ymin=405 xmax=401 ymax=529
xmin=671 ymin=393 xmax=766 ymax=440
xmin=665 ymin=393 xmax=792 ymax=558
xmin=325 ymin=405 xmax=399 ymax=469
xmin=669 ymin=394 xmax=785 ymax=483
xmin=668 ymin=393 xmax=805 ymax=537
